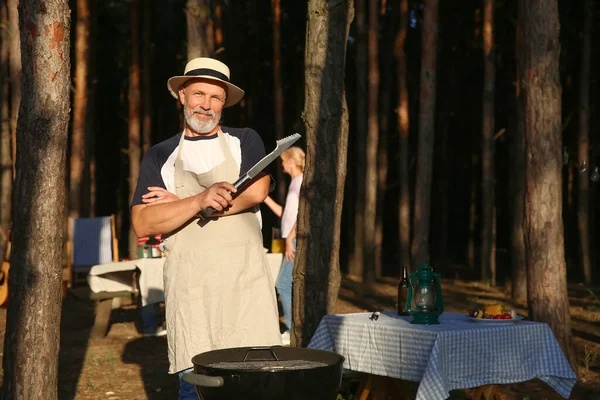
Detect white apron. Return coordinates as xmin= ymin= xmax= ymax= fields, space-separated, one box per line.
xmin=163 ymin=130 xmax=282 ymax=373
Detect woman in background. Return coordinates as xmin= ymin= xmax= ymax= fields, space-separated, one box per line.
xmin=263 ymin=146 xmax=305 ymax=345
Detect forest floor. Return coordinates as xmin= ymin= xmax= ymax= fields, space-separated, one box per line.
xmin=0 ymin=272 xmax=599 ymax=400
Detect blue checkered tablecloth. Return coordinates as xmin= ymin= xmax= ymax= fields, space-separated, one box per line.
xmin=308 ymin=311 xmax=576 ymax=400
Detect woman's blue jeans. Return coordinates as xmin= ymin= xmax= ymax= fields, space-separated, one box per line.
xmin=275 ymin=239 xmax=296 ymax=332
xmin=178 ymin=368 xmax=199 ymax=400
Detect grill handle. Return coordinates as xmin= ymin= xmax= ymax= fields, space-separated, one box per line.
xmin=182 ymin=371 xmax=225 ymax=387
xmin=242 ymin=346 xmax=280 ymax=362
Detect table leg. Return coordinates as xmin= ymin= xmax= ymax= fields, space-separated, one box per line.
xmin=355 ymin=374 xmax=412 ymax=400
xmin=90 ymin=298 xmax=112 ymax=339
xmin=473 ymin=384 xmax=501 ymax=400
xmin=356 ymin=374 xmax=374 ymax=400
xmin=373 ymin=376 xmax=413 ymax=400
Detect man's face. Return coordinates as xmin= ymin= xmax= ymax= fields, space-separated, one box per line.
xmin=179 ymin=79 xmax=226 ymax=135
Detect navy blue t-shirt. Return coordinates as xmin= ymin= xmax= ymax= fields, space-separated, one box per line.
xmin=131 ymin=126 xmax=269 ymax=207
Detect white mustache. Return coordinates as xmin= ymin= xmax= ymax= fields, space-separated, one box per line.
xmin=193 ymin=109 xmax=214 ymax=117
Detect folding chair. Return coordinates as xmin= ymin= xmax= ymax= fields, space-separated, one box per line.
xmin=65 ymin=215 xmax=119 ymax=289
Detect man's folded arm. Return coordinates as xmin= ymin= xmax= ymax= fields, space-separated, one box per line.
xmin=131 ymin=196 xmax=202 ymax=237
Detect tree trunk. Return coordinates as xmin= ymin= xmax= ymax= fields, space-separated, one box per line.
xmin=363 ymin=0 xmax=379 ymax=283
xmin=214 ymin=0 xmax=222 ymax=51
xmin=396 ymin=0 xmax=410 ymax=269
xmin=375 ymin=2 xmax=397 ymax=279
xmin=411 ymin=0 xmax=438 ymax=267
xmin=518 ymin=0 xmax=575 ymax=367
xmin=481 ymin=0 xmax=495 ymax=285
xmin=128 ymin=0 xmax=141 ymax=259
xmin=1 ymin=1 xmax=71 ymax=399
xmin=272 ymin=0 xmax=286 ymax=204
xmin=142 ymin=1 xmax=152 ymax=153
xmin=0 ymin=2 xmax=12 ymax=235
xmin=578 ymin=0 xmax=593 ymax=284
xmin=467 ymin=152 xmax=478 ymax=270
xmin=437 ymin=120 xmax=449 ymax=272
xmin=348 ymin=0 xmax=366 ymax=279
xmin=84 ymin=0 xmax=97 ymax=217
xmin=293 ymin=0 xmax=353 ymax=347
xmin=70 ymin=0 xmax=91 ymax=219
xmin=186 ymin=0 xmax=211 ymax=59
xmin=8 ymin=0 xmax=21 ymax=175
xmin=510 ymin=22 xmax=527 ymax=301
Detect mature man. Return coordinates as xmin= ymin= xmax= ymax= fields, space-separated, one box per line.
xmin=131 ymin=58 xmax=281 ymax=400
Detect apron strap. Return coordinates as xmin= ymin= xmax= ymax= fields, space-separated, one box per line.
xmin=174 ymin=132 xmax=187 ymax=197
xmin=173 ymin=129 xmax=236 ymax=199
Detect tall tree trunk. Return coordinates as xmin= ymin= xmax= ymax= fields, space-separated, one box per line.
xmin=0 ymin=2 xmax=12 ymax=236
xmin=363 ymin=0 xmax=379 ymax=283
xmin=396 ymin=0 xmax=410 ymax=270
xmin=84 ymin=0 xmax=97 ymax=216
xmin=411 ymin=0 xmax=438 ymax=267
xmin=70 ymin=0 xmax=91 ymax=219
xmin=214 ymin=0 xmax=222 ymax=51
xmin=578 ymin=0 xmax=593 ymax=284
xmin=518 ymin=0 xmax=574 ymax=367
xmin=467 ymin=153 xmax=478 ymax=270
xmin=293 ymin=0 xmax=353 ymax=347
xmin=348 ymin=0 xmax=366 ymax=278
xmin=375 ymin=2 xmax=396 ymax=279
xmin=510 ymin=23 xmax=527 ymax=301
xmin=142 ymin=1 xmax=152 ymax=153
xmin=128 ymin=0 xmax=141 ymax=259
xmin=481 ymin=0 xmax=495 ymax=284
xmin=186 ymin=0 xmax=211 ymax=59
xmin=272 ymin=0 xmax=286 ymax=204
xmin=437 ymin=120 xmax=449 ymax=272
xmin=8 ymin=0 xmax=20 ymax=175
xmin=2 ymin=1 xmax=71 ymax=399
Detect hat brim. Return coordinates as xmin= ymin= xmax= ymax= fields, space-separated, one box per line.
xmin=167 ymin=76 xmax=245 ymax=108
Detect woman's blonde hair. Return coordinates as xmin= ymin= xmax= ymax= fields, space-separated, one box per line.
xmin=282 ymin=146 xmax=306 ymax=171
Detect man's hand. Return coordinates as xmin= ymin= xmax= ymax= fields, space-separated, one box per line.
xmin=195 ymin=181 xmax=237 ymax=212
xmin=142 ymin=187 xmax=180 ymax=206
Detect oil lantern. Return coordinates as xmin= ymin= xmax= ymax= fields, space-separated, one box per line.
xmin=405 ymin=264 xmax=444 ymax=324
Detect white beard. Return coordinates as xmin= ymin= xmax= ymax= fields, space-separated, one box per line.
xmin=184 ymin=105 xmax=221 ymax=134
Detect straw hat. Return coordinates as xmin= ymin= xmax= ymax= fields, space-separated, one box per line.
xmin=167 ymin=58 xmax=245 ymax=108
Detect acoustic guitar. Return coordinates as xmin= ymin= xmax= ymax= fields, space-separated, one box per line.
xmin=0 ymin=230 xmax=11 ymax=307
xmin=0 ymin=258 xmax=8 ymax=307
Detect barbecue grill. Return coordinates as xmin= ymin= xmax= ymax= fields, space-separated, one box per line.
xmin=183 ymin=346 xmax=345 ymax=400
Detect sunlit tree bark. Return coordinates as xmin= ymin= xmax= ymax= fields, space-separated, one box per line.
xmin=1 ymin=1 xmax=71 ymax=398
xmin=84 ymin=0 xmax=97 ymax=216
xmin=293 ymin=0 xmax=353 ymax=347
xmin=411 ymin=0 xmax=438 ymax=266
xmin=186 ymin=0 xmax=212 ymax=59
xmin=128 ymin=0 xmax=141 ymax=259
xmin=70 ymin=0 xmax=91 ymax=218
xmin=518 ymin=0 xmax=574 ymax=367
